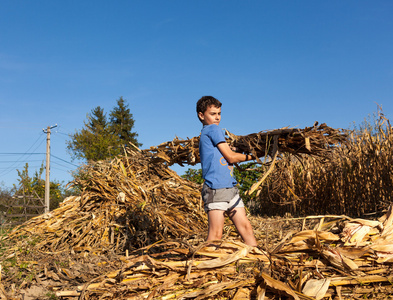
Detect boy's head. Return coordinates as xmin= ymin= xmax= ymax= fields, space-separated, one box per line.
xmin=196 ymin=96 xmax=222 ymax=124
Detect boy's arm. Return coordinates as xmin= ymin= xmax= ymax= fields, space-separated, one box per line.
xmin=217 ymin=142 xmax=254 ymax=164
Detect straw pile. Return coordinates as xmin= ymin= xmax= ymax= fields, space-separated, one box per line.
xmin=2 ymin=147 xmax=207 ymax=255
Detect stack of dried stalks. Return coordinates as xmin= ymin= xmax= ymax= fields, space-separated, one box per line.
xmin=2 ymin=147 xmax=207 ymax=255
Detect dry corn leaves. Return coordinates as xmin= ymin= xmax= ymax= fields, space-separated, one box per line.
xmin=3 ymin=209 xmax=393 ymax=300
xmin=45 ymin=206 xmax=393 ymax=300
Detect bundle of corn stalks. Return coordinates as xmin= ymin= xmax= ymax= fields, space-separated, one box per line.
xmin=146 ymin=122 xmax=348 ymax=167
xmin=147 ymin=123 xmax=347 ymax=195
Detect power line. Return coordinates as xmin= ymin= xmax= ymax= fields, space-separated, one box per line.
xmin=0 ymin=125 xmax=80 ymax=188
xmin=50 ymin=154 xmax=80 ymax=167
xmin=0 ymin=165 xmax=42 ymax=170
xmin=0 ymin=133 xmax=46 ymax=177
xmin=0 ymin=148 xmax=78 ymax=179
xmin=50 ymin=166 xmax=74 ymax=174
xmin=0 ymin=160 xmax=44 ymax=163
xmin=54 ymin=131 xmax=70 ymax=137
xmin=51 ymin=160 xmax=75 ymax=169
xmin=0 ymin=153 xmax=46 ymax=155
xmin=0 ymin=154 xmax=79 ymax=168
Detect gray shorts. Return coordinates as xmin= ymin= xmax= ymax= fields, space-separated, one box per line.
xmin=201 ymin=183 xmax=245 ymax=213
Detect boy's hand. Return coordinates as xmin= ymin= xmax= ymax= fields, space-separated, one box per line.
xmin=218 ymin=142 xmax=248 ymax=164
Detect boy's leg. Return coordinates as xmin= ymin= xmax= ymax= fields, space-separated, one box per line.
xmin=206 ymin=209 xmax=226 ymax=241
xmin=227 ymin=207 xmax=258 ymax=246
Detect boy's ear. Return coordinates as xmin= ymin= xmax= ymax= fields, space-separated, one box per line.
xmin=198 ymin=112 xmax=204 ymax=121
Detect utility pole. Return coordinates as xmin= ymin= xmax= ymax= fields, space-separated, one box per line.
xmin=43 ymin=124 xmax=57 ymax=213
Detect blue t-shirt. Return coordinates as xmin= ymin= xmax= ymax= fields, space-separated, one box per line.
xmin=199 ymin=124 xmax=237 ymax=189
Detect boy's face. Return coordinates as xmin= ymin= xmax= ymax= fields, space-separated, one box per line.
xmin=199 ymin=105 xmax=221 ymax=126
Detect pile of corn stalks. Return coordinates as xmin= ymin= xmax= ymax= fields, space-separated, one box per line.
xmin=2 ymin=147 xmax=207 ymax=255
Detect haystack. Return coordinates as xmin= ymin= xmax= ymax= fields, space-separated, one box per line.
xmin=3 ymin=147 xmax=207 ymax=254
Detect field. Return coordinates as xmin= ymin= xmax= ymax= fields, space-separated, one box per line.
xmin=1 ymin=110 xmax=392 ymax=300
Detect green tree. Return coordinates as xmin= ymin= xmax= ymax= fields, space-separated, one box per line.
xmin=12 ymin=163 xmax=65 ymax=210
xmin=109 ymin=97 xmax=141 ymax=150
xmin=181 ymin=168 xmax=204 ymax=184
xmin=181 ymin=162 xmax=262 ymax=204
xmin=0 ymin=184 xmax=12 ymax=220
xmin=67 ymin=97 xmax=141 ymax=161
xmin=67 ymin=106 xmax=118 ymax=161
xmin=233 ymin=162 xmax=262 ymax=204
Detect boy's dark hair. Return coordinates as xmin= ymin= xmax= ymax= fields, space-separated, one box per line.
xmin=196 ymin=96 xmax=222 ymax=123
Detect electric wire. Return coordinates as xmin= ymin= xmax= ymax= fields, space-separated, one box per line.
xmin=0 ymin=160 xmax=44 ymax=163
xmin=51 ymin=160 xmax=75 ymax=170
xmin=0 ymin=133 xmax=46 ymax=177
xmin=0 ymin=128 xmax=80 ymax=188
xmin=54 ymin=131 xmax=70 ymax=137
xmin=0 ymin=153 xmax=46 ymax=155
xmin=50 ymin=154 xmax=79 ymax=168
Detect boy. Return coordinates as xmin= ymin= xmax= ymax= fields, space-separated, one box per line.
xmin=196 ymin=96 xmax=257 ymax=246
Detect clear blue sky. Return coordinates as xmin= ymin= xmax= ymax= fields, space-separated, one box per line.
xmin=1 ymin=1 xmax=392 ymax=189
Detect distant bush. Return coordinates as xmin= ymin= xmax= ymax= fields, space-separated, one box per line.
xmin=0 ymin=186 xmax=12 ymax=224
